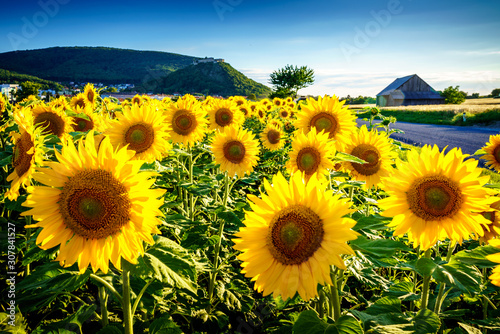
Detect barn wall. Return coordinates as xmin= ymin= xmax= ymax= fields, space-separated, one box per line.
xmin=399 ymin=75 xmax=433 ymax=92
xmin=387 ymin=95 xmax=404 ymax=106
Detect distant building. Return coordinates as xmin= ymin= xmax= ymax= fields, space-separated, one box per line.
xmin=0 ymin=84 xmax=19 ymax=101
xmin=376 ymin=74 xmax=444 ymax=107
xmin=193 ymin=57 xmax=225 ymax=65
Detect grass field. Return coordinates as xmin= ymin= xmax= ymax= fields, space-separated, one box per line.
xmin=351 ymin=98 xmax=500 ymax=126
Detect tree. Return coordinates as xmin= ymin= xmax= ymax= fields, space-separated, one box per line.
xmin=269 ymin=65 xmax=314 ymax=98
xmin=440 ymin=85 xmax=466 ymax=104
xmin=14 ymin=81 xmax=45 ymax=101
xmin=491 ymin=88 xmax=500 ymax=97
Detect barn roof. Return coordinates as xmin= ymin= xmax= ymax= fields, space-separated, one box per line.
xmin=376 ymin=74 xmax=415 ymax=96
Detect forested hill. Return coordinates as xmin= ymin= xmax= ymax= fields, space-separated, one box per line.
xmin=151 ymin=62 xmax=271 ymax=97
xmin=0 ymin=46 xmax=196 ymax=84
xmin=0 ymin=68 xmax=62 ymax=90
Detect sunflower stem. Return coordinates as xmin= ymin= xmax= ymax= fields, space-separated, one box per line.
xmin=98 ymin=285 xmax=109 ymax=328
xmin=25 ymin=216 xmax=32 ymax=276
xmin=330 ymin=267 xmax=342 ymax=322
xmin=420 ymin=248 xmax=432 ymax=310
xmin=207 ymin=172 xmax=231 ymax=313
xmin=90 ymin=274 xmax=123 ymax=306
xmin=122 ymin=261 xmax=134 ymax=334
xmin=188 ymin=144 xmax=195 ymax=221
xmin=482 ymin=267 xmax=489 ymax=320
xmin=434 ymin=242 xmax=456 ymax=314
xmin=132 ymin=278 xmax=155 ymax=317
xmin=318 ymin=290 xmax=325 ymax=319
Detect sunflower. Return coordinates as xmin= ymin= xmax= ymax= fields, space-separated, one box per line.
xmin=70 ymin=93 xmax=87 ymax=110
xmin=477 ymin=199 xmax=500 ymax=243
xmin=83 ymin=83 xmax=98 ymax=108
xmin=233 ymin=171 xmax=358 ymax=301
xmin=229 ymin=95 xmax=247 ymax=107
xmin=481 ymin=134 xmax=500 ymax=172
xmin=287 ymin=128 xmax=336 ymax=183
xmin=272 ymin=97 xmax=283 ymax=108
xmin=31 ymin=104 xmax=74 ymax=139
xmin=164 ymin=94 xmax=208 ymax=145
xmin=6 ymin=108 xmax=47 ymax=201
xmin=0 ymin=94 xmax=6 ymax=112
xmin=50 ymin=96 xmax=70 ymax=111
xmin=104 ymin=103 xmax=171 ymax=162
xmin=343 ymin=125 xmax=397 ymax=189
xmin=211 ymin=126 xmax=260 ymax=178
xmin=131 ymin=94 xmax=143 ymax=106
xmin=295 ymin=95 xmax=357 ymax=150
xmin=379 ymin=145 xmax=492 ymax=250
xmin=256 ymin=105 xmax=267 ymax=122
xmin=279 ymin=107 xmax=292 ymax=120
xmin=238 ymin=104 xmax=253 ymax=119
xmin=260 ymin=125 xmax=285 ymax=151
xmin=207 ymin=99 xmax=244 ymax=131
xmin=23 ymin=131 xmax=165 ymax=274
xmin=71 ymin=105 xmax=106 ymax=133
xmin=267 ymin=117 xmax=283 ymax=130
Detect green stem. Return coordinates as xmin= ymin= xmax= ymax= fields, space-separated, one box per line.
xmin=25 ymin=217 xmax=32 ymax=276
xmin=207 ymin=172 xmax=231 ymax=313
xmin=122 ymin=261 xmax=134 ymax=334
xmin=318 ymin=290 xmax=325 ymax=319
xmin=98 ymin=285 xmax=109 ymax=328
xmin=434 ymin=242 xmax=456 ymax=314
xmin=330 ymin=267 xmax=342 ymax=321
xmin=188 ymin=144 xmax=195 ymax=220
xmin=483 ymin=267 xmax=489 ymax=320
xmin=420 ymin=249 xmax=432 ymax=310
xmin=90 ymin=274 xmax=123 ymax=305
xmin=131 ymin=278 xmax=155 ymax=316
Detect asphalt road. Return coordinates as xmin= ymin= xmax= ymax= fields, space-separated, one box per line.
xmin=356 ymin=119 xmax=500 ymax=167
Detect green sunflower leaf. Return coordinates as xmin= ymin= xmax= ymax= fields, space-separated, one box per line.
xmin=292 ymin=310 xmax=363 ymax=334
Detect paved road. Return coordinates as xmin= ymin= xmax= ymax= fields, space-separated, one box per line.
xmin=356 ymin=120 xmax=500 ymax=167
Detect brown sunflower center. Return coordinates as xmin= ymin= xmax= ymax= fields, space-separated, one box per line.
xmin=350 ymin=144 xmax=381 ymax=176
xmin=297 ymin=147 xmax=321 ymax=175
xmin=215 ymin=108 xmax=233 ymax=127
xmin=267 ymin=129 xmax=281 ymax=145
xmin=173 ymin=110 xmax=196 ymax=135
xmin=125 ymin=123 xmax=155 ymax=153
xmin=13 ymin=132 xmax=34 ymax=177
xmin=267 ymin=205 xmax=324 ymax=265
xmin=407 ymin=175 xmax=463 ymax=221
xmin=132 ymin=97 xmax=141 ymax=105
xmin=35 ymin=111 xmax=65 ymax=137
xmin=494 ymin=145 xmax=500 ymax=164
xmin=280 ymin=110 xmax=289 ymax=118
xmin=258 ymin=110 xmax=264 ymax=118
xmin=87 ymin=91 xmax=95 ymax=103
xmin=75 ymin=99 xmax=86 ymax=109
xmin=223 ymin=140 xmax=246 ymax=164
xmin=59 ymin=169 xmax=131 ymax=239
xmin=310 ymin=112 xmax=338 ymax=138
xmin=72 ymin=116 xmax=94 ymax=132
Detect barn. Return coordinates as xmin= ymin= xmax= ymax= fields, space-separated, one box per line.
xmin=376 ymin=74 xmax=444 ymax=107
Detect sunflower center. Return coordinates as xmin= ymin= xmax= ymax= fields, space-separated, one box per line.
xmin=281 ymin=110 xmax=289 ymax=118
xmin=125 ymin=123 xmax=155 ymax=153
xmin=494 ymin=145 xmax=500 ymax=164
xmin=350 ymin=144 xmax=381 ymax=176
xmin=267 ymin=205 xmax=324 ymax=265
xmin=72 ymin=116 xmax=94 ymax=132
xmin=215 ymin=108 xmax=233 ymax=127
xmin=407 ymin=175 xmax=463 ymax=221
xmin=87 ymin=91 xmax=95 ymax=103
xmin=267 ymin=129 xmax=281 ymax=145
xmin=310 ymin=112 xmax=338 ymax=138
xmin=223 ymin=140 xmax=246 ymax=164
xmin=34 ymin=111 xmax=65 ymax=137
xmin=59 ymin=169 xmax=131 ymax=239
xmin=173 ymin=110 xmax=196 ymax=135
xmin=75 ymin=99 xmax=86 ymax=109
xmin=12 ymin=132 xmax=34 ymax=177
xmin=297 ymin=147 xmax=321 ymax=175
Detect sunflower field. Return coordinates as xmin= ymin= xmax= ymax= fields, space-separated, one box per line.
xmin=2 ymin=85 xmax=500 ymax=334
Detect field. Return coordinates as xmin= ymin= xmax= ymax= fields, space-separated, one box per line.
xmin=2 ymin=91 xmax=500 ymax=334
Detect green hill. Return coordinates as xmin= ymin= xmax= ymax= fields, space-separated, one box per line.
xmin=152 ymin=62 xmax=271 ymax=97
xmin=0 ymin=46 xmax=196 ymax=84
xmin=0 ymin=68 xmax=63 ymax=90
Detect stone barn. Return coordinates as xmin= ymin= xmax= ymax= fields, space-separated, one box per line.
xmin=376 ymin=74 xmax=444 ymax=107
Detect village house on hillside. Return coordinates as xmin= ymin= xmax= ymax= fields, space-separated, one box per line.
xmin=192 ymin=57 xmax=225 ymax=65
xmin=376 ymin=74 xmax=444 ymax=107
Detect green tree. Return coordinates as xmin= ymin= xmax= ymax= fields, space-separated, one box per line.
xmin=491 ymin=88 xmax=500 ymax=97
xmin=14 ymin=81 xmax=45 ymax=101
xmin=440 ymin=85 xmax=466 ymax=104
xmin=269 ymin=64 xmax=314 ymax=98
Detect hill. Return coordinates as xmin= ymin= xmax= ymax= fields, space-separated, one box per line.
xmin=0 ymin=46 xmax=196 ymax=84
xmin=151 ymin=62 xmax=271 ymax=97
xmin=0 ymin=68 xmax=63 ymax=90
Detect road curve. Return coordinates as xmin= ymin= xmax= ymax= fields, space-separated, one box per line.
xmin=356 ymin=119 xmax=500 ymax=167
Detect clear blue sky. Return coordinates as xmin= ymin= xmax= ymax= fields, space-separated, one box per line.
xmin=1 ymin=0 xmax=499 ymax=97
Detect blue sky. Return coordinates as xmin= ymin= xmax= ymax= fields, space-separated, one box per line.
xmin=1 ymin=0 xmax=499 ymax=97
